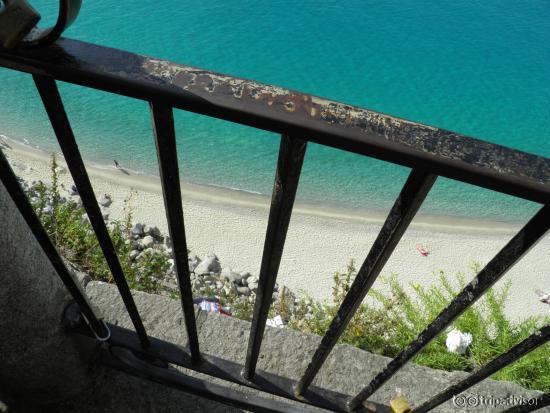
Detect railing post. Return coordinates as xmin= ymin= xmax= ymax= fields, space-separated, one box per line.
xmin=0 ymin=177 xmax=99 ymax=406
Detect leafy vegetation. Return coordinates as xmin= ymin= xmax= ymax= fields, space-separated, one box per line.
xmin=286 ymin=260 xmax=550 ymax=392
xmin=27 ymin=155 xmax=168 ymax=294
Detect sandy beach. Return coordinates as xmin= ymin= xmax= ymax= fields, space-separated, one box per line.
xmin=2 ymin=137 xmax=548 ymax=321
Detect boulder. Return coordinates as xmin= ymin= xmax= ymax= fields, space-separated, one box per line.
xmin=132 ymin=223 xmax=145 ymax=237
xmin=240 ymin=272 xmax=251 ymax=286
xmin=98 ymin=194 xmax=112 ymax=207
xmin=129 ymin=250 xmax=140 ymax=261
xmin=188 ymin=255 xmax=201 ymax=272
xmin=194 ymin=254 xmax=221 ymax=275
xmin=221 ymin=267 xmax=242 ymax=283
xmin=68 ymin=184 xmax=78 ymax=196
xmin=248 ymin=279 xmax=259 ymax=293
xmin=142 ymin=235 xmax=155 ymax=248
xmin=236 ymin=286 xmax=251 ymax=296
xmin=144 ymin=225 xmax=162 ymax=239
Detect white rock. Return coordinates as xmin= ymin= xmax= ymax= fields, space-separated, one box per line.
xmin=194 ymin=255 xmax=221 ymax=275
xmin=142 ymin=235 xmax=155 ymax=248
xmin=221 ymin=267 xmax=242 ymax=283
xmin=237 ymin=286 xmax=251 ymax=296
xmin=446 ymin=329 xmax=473 ymax=354
xmin=248 ymin=280 xmax=259 ymax=293
xmin=188 ymin=255 xmax=201 ymax=272
xmin=98 ymin=194 xmax=112 ymax=207
xmin=129 ymin=250 xmax=140 ymax=260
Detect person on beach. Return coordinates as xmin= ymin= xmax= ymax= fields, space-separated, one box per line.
xmin=114 ymin=160 xmax=120 ymax=169
xmin=416 ymin=244 xmax=429 ymax=257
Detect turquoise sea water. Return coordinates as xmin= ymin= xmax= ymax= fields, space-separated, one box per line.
xmin=1 ymin=1 xmax=549 ymax=222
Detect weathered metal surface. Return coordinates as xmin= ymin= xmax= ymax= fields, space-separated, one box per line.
xmin=349 ymin=204 xmax=550 ymax=410
xmin=0 ymin=0 xmax=40 ymax=49
xmin=0 ymin=38 xmax=548 ymax=203
xmin=150 ymin=102 xmax=201 ymax=363
xmin=244 ymin=135 xmax=307 ymax=380
xmin=0 ymin=0 xmax=81 ymax=50
xmin=294 ymin=169 xmax=436 ymax=397
xmin=33 ymin=74 xmax=150 ymax=348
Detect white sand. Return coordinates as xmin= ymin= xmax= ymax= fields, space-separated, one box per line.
xmin=2 ymin=137 xmax=549 ymax=321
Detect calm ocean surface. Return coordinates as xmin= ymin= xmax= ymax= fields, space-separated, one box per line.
xmin=1 ymin=0 xmax=549 ymax=222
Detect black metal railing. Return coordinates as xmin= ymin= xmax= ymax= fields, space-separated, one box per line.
xmin=1 ymin=38 xmax=549 ymax=412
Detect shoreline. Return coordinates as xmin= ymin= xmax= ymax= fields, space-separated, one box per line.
xmin=2 ymin=136 xmax=548 ymax=321
xmin=0 ymin=136 xmax=523 ymax=236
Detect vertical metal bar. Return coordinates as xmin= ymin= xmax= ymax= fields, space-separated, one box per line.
xmin=349 ymin=203 xmax=550 ymax=411
xmin=242 ymin=135 xmax=307 ymax=380
xmin=33 ymin=74 xmax=150 ymax=348
xmin=501 ymin=393 xmax=550 ymax=413
xmin=149 ymin=101 xmax=200 ymax=364
xmin=412 ymin=325 xmax=550 ymax=413
xmin=0 ymin=148 xmax=107 ymax=338
xmin=294 ymin=169 xmax=436 ymax=397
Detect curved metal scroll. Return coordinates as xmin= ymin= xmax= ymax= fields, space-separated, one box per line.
xmin=0 ymin=0 xmax=81 ymax=49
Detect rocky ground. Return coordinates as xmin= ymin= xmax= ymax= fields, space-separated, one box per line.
xmin=19 ymin=175 xmax=299 ymax=323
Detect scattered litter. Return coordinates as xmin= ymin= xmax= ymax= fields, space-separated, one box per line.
xmin=266 ymin=315 xmax=285 ymax=328
xmin=446 ymin=329 xmax=472 ymax=354
xmin=193 ymin=297 xmax=231 ymax=316
xmin=390 ymin=388 xmax=411 ymax=413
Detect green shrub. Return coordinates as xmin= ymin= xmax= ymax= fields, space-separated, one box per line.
xmin=28 ymin=155 xmax=168 ymax=294
xmin=288 ymin=260 xmax=550 ymax=392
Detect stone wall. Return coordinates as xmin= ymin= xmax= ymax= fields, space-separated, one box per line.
xmin=0 ymin=179 xmax=98 ymax=410
xmin=53 ymin=281 xmax=548 ymax=413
